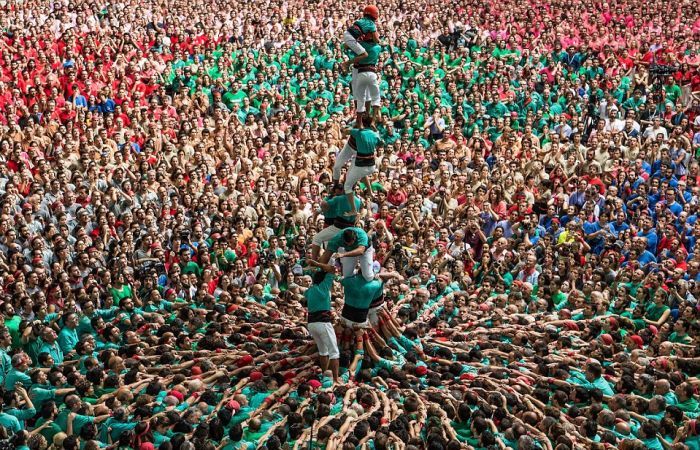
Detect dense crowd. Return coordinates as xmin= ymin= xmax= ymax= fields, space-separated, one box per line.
xmin=0 ymin=0 xmax=699 ymax=449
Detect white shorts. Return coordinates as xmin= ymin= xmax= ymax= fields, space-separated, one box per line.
xmin=368 ymin=303 xmax=384 ymax=327
xmin=353 ymin=71 xmax=380 ymax=112
xmin=339 ymin=316 xmax=371 ymax=329
xmin=308 ymin=321 xmax=340 ymax=359
xmin=312 ymin=225 xmax=341 ymax=247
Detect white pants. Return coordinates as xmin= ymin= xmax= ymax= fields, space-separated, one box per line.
xmin=308 ymin=322 xmax=339 ymax=359
xmin=368 ymin=303 xmax=384 ymax=327
xmin=339 ymin=245 xmax=375 ymax=280
xmin=344 ymin=161 xmax=376 ymax=194
xmin=312 ymin=225 xmax=341 ymax=247
xmin=343 ymin=31 xmax=365 ymax=56
xmin=333 ymin=143 xmax=356 ymax=182
xmin=354 ymin=71 xmax=380 ymax=113
xmin=339 ymin=316 xmax=371 ymax=329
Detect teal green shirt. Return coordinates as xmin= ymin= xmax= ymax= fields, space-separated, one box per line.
xmin=305 ymin=273 xmax=334 ymax=314
xmin=30 ymin=384 xmax=57 ymax=409
xmin=359 ymin=42 xmax=382 ymax=65
xmin=327 ymin=195 xmax=362 ymax=222
xmin=0 ymin=348 xmax=10 ymax=385
xmin=350 ymin=128 xmax=381 ymax=156
xmin=39 ymin=341 xmax=64 ymax=366
xmin=341 ymin=276 xmax=383 ymax=309
xmin=101 ymin=417 xmax=138 ymax=442
xmin=3 ymin=406 xmax=36 ymax=430
xmin=327 ymin=227 xmax=369 ymax=253
xmin=4 ymin=368 xmax=31 ymax=391
xmin=56 ymin=409 xmax=95 ymax=435
xmin=58 ymin=327 xmax=79 ymax=354
xmin=0 ymin=412 xmax=20 ymax=433
xmin=350 ymin=17 xmax=377 ymax=37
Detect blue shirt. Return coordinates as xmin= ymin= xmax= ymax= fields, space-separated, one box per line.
xmin=637 ymin=229 xmax=658 ymax=254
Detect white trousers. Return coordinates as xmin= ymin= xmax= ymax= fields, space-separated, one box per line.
xmin=333 ymin=143 xmax=356 ymax=181
xmin=312 ymin=225 xmax=341 ymax=247
xmin=339 ymin=245 xmax=375 ymax=280
xmin=344 ymin=161 xmax=376 ymax=194
xmin=343 ymin=31 xmax=365 ymax=56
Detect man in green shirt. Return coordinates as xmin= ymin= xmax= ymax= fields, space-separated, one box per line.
xmin=304 ymin=261 xmax=339 ymax=382
xmin=340 ymin=273 xmax=384 ymax=328
xmin=55 ymin=394 xmax=109 ymax=435
xmin=341 ymin=5 xmax=381 ymax=127
xmin=321 ymin=227 xmax=374 ymax=280
xmin=4 ymin=353 xmax=32 ymax=391
xmin=343 ymin=118 xmax=382 ymax=216
xmin=349 ymin=41 xmax=383 ymax=121
xmin=311 ymin=187 xmax=362 ymax=260
xmin=38 ymin=327 xmax=64 ymax=366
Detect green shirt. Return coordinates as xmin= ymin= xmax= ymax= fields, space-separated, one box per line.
xmin=359 ymin=42 xmax=382 ymax=66
xmin=30 ymin=384 xmax=56 ymax=409
xmin=56 ymin=409 xmax=95 ymax=436
xmin=327 ymin=227 xmax=369 ymax=253
xmin=35 ymin=416 xmax=62 ymax=443
xmin=58 ymin=327 xmax=79 ymax=354
xmin=305 ymin=273 xmax=334 ymax=314
xmin=0 ymin=412 xmax=20 ymax=433
xmin=349 ymin=128 xmax=382 ymax=156
xmin=101 ymin=417 xmax=138 ymax=442
xmin=341 ymin=276 xmax=383 ymax=309
xmin=326 ymin=195 xmax=362 ymax=221
xmin=4 ymin=368 xmax=31 ymax=391
xmin=39 ymin=341 xmax=64 ymax=366
xmin=5 ymin=316 xmax=21 ymax=349
xmin=109 ymin=285 xmax=133 ymax=306
xmin=3 ymin=406 xmax=36 ymax=430
xmin=350 ymin=17 xmax=377 ymax=37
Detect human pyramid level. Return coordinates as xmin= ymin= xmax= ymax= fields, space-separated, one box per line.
xmin=0 ymin=0 xmax=699 ymax=449
xmin=305 ymin=4 xmax=396 ymax=384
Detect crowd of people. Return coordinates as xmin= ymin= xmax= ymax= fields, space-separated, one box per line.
xmin=0 ymin=0 xmax=699 ymax=449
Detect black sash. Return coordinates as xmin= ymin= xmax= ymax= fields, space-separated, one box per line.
xmin=341 ymin=304 xmax=369 ymax=323
xmin=308 ymin=310 xmax=332 ymax=323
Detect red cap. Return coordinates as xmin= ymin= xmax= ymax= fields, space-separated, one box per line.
xmin=308 ymin=379 xmax=322 ymax=389
xmin=250 ymin=371 xmax=263 ymax=381
xmin=227 ymin=400 xmax=241 ymax=411
xmin=600 ymin=334 xmax=613 ymax=345
xmin=649 ymin=325 xmax=659 ymax=336
xmin=191 ymin=366 xmax=202 ymax=376
xmin=237 ymin=355 xmax=254 ymax=367
xmin=563 ymin=320 xmax=579 ymax=331
xmin=415 ymin=365 xmax=428 ymax=376
xmin=168 ymin=390 xmax=184 ymax=402
xmin=630 ymin=335 xmax=644 ymax=348
xmin=140 ymin=444 xmax=155 ymax=450
xmin=363 ymin=5 xmax=379 ymax=19
xmin=284 ymin=371 xmax=296 ymax=380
